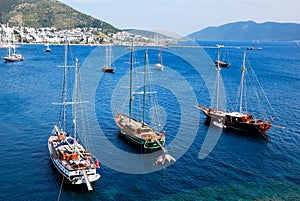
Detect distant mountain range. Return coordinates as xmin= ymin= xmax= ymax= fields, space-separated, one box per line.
xmin=0 ymin=0 xmax=119 ymax=34
xmin=1 ymin=1 xmax=299 ymax=41
xmin=188 ymin=21 xmax=300 ymax=41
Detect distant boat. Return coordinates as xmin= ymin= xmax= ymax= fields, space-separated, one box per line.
xmin=4 ymin=45 xmax=24 ymax=62
xmin=195 ymin=51 xmax=273 ymax=139
xmin=247 ymin=46 xmax=262 ymax=50
xmin=45 ymin=43 xmax=51 ymax=52
xmin=114 ymin=45 xmax=166 ymax=150
xmin=48 ymin=37 xmax=100 ymax=191
xmin=214 ymin=51 xmax=230 ymax=68
xmin=215 ymin=44 xmax=225 ymax=48
xmin=155 ymin=49 xmax=164 ymax=71
xmin=101 ymin=44 xmax=116 ymax=73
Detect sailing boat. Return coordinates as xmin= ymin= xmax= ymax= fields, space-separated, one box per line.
xmin=45 ymin=43 xmax=51 ymax=52
xmin=48 ymin=38 xmax=100 ymax=190
xmin=155 ymin=49 xmax=164 ymax=70
xmin=101 ymin=44 xmax=115 ymax=73
xmin=195 ymin=51 xmax=272 ymax=138
xmin=4 ymin=44 xmax=24 ymax=62
xmin=214 ymin=51 xmax=230 ymax=68
xmin=114 ymin=47 xmax=166 ymax=150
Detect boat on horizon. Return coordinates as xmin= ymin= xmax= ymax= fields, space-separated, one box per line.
xmin=214 ymin=51 xmax=230 ymax=68
xmin=114 ymin=45 xmax=166 ymax=150
xmin=195 ymin=51 xmax=273 ymax=139
xmin=101 ymin=44 xmax=116 ymax=73
xmin=48 ymin=37 xmax=100 ymax=191
xmin=247 ymin=46 xmax=263 ymax=50
xmin=4 ymin=44 xmax=24 ymax=62
xmin=45 ymin=43 xmax=51 ymax=52
xmin=155 ymin=49 xmax=164 ymax=71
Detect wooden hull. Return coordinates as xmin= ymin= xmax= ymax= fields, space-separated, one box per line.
xmin=4 ymin=57 xmax=24 ymax=62
xmin=101 ymin=66 xmax=115 ymax=73
xmin=214 ymin=60 xmax=230 ymax=68
xmin=195 ymin=104 xmax=271 ymax=137
xmin=114 ymin=113 xmax=165 ymax=150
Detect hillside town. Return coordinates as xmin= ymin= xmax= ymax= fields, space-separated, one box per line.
xmin=0 ymin=24 xmax=177 ymax=47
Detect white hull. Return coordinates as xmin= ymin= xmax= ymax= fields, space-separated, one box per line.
xmin=48 ymin=126 xmax=100 ymax=185
xmin=155 ymin=63 xmax=164 ymax=70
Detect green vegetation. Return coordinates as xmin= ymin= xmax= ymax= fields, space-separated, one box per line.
xmin=0 ymin=0 xmax=119 ymax=34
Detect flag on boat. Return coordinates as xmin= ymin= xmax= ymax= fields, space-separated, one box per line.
xmin=95 ymin=159 xmax=101 ymax=168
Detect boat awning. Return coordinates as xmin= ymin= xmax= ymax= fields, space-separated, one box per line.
xmin=226 ymin=112 xmax=244 ymax=117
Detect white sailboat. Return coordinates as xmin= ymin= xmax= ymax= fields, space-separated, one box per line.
xmin=155 ymin=49 xmax=164 ymax=71
xmin=45 ymin=43 xmax=51 ymax=52
xmin=101 ymin=44 xmax=115 ymax=73
xmin=48 ymin=37 xmax=100 ymax=190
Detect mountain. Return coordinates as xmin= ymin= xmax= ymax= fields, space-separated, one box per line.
xmin=123 ymin=29 xmax=175 ymax=39
xmin=0 ymin=0 xmax=119 ymax=34
xmin=188 ymin=21 xmax=300 ymax=41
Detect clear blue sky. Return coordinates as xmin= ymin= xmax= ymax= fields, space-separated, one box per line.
xmin=60 ymin=0 xmax=299 ymax=35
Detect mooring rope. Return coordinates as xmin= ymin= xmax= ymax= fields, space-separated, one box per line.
xmin=57 ymin=177 xmax=64 ymax=201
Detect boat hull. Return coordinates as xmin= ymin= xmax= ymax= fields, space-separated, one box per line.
xmin=4 ymin=57 xmax=24 ymax=62
xmin=48 ymin=126 xmax=100 ymax=185
xmin=101 ymin=66 xmax=115 ymax=73
xmin=214 ymin=60 xmax=230 ymax=68
xmin=155 ymin=63 xmax=164 ymax=70
xmin=114 ymin=113 xmax=166 ymax=150
xmin=195 ymin=105 xmax=271 ymax=137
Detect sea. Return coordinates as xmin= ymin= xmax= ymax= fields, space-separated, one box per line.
xmin=0 ymin=40 xmax=299 ymax=201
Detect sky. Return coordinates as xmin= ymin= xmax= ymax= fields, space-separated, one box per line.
xmin=59 ymin=0 xmax=300 ymax=36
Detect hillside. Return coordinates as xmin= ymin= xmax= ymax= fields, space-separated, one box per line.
xmin=188 ymin=21 xmax=300 ymax=41
xmin=0 ymin=0 xmax=119 ymax=34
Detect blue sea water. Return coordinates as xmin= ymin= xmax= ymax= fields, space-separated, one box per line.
xmin=0 ymin=41 xmax=299 ymax=201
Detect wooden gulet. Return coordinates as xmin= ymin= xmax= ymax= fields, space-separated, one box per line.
xmin=195 ymin=51 xmax=273 ymax=138
xmin=101 ymin=44 xmax=116 ymax=72
xmin=114 ymin=44 xmax=167 ymax=151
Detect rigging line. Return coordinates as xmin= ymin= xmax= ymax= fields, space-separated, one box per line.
xmin=147 ymin=59 xmax=161 ymax=130
xmin=57 ymin=177 xmax=64 ymax=201
xmin=250 ymin=64 xmax=275 ymax=115
xmin=77 ymin=72 xmax=91 ymax=151
xmin=246 ymin=57 xmax=275 ymax=116
xmin=140 ymin=143 xmax=148 ymax=201
xmin=133 ymin=54 xmax=144 ymax=121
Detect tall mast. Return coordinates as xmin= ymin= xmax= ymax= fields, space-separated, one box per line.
xmin=159 ymin=49 xmax=162 ymax=64
xmin=8 ymin=45 xmax=11 ymax=56
xmin=109 ymin=44 xmax=112 ymax=68
xmin=105 ymin=44 xmax=109 ymax=67
xmin=239 ymin=51 xmax=246 ymax=113
xmin=63 ymin=36 xmax=68 ymax=132
xmin=129 ymin=40 xmax=133 ymax=120
xmin=215 ymin=51 xmax=221 ymax=110
xmin=142 ymin=50 xmax=148 ymax=127
xmin=13 ymin=45 xmax=16 ymax=55
xmin=73 ymin=58 xmax=79 ymax=152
